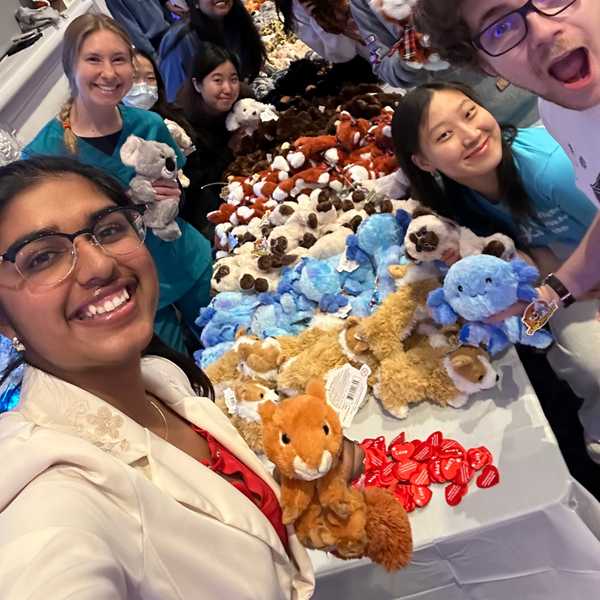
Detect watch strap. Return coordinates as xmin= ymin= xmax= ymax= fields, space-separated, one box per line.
xmin=543 ymin=273 xmax=575 ymax=307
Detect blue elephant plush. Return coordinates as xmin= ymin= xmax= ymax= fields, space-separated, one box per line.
xmin=427 ymin=255 xmax=553 ymax=356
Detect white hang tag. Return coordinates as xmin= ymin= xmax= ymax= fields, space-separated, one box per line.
xmin=332 ymin=303 xmax=353 ymax=320
xmin=223 ymin=388 xmax=238 ymax=415
xmin=325 ymin=363 xmax=371 ymax=427
xmin=337 ymin=253 xmax=360 ymax=273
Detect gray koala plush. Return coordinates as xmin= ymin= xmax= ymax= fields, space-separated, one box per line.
xmin=120 ymin=135 xmax=182 ymax=241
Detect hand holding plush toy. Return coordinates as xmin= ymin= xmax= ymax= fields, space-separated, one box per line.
xmin=427 ymin=255 xmax=554 ymax=356
xmin=120 ymin=135 xmax=182 ymax=241
xmin=259 ymin=380 xmax=413 ymax=571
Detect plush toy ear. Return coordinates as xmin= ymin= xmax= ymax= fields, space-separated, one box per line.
xmin=120 ymin=135 xmax=143 ymax=166
xmin=388 ymin=264 xmax=408 ymax=280
xmin=306 ymin=378 xmax=326 ymax=401
xmin=450 ymin=354 xmax=473 ymax=369
xmin=411 ymin=207 xmax=436 ymax=219
xmin=235 ymin=327 xmax=247 ymax=340
xmin=258 ymin=400 xmax=277 ymax=423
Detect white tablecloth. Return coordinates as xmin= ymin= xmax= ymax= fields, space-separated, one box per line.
xmin=311 ymin=349 xmax=600 ymax=599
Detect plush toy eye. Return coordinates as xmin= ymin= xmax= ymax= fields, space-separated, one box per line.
xmin=478 ymin=374 xmax=484 ymax=382
xmin=259 ymin=393 xmax=264 ymax=399
xmin=280 ymin=432 xmax=291 ymax=445
xmin=457 ymin=285 xmax=463 ymax=293
xmin=323 ymin=423 xmax=330 ymax=435
xmin=485 ymin=277 xmax=492 ymax=284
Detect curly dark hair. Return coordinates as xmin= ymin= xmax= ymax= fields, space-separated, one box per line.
xmin=415 ymin=0 xmax=480 ymax=68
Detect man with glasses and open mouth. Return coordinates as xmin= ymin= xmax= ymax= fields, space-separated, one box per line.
xmin=415 ymin=0 xmax=600 ymax=462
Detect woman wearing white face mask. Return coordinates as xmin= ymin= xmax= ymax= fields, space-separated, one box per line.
xmin=122 ymin=52 xmax=160 ymax=110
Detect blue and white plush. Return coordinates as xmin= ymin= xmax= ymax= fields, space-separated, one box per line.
xmin=427 ymin=255 xmax=553 ymax=356
xmin=0 ymin=335 xmax=22 ymax=412
xmin=344 ymin=211 xmax=411 ymax=305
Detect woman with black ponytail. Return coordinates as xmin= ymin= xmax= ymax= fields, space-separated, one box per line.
xmin=0 ymin=156 xmax=315 ymax=598
xmin=158 ymin=0 xmax=265 ymax=102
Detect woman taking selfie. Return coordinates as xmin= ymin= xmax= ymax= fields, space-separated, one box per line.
xmin=23 ymin=14 xmax=212 ymax=355
xmin=0 ymin=157 xmax=314 ymax=599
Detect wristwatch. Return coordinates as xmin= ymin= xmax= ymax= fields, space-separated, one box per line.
xmin=543 ymin=273 xmax=575 ymax=308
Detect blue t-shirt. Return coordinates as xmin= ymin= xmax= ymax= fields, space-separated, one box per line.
xmin=462 ymin=127 xmax=597 ymax=259
xmin=23 ymin=105 xmax=212 ymax=352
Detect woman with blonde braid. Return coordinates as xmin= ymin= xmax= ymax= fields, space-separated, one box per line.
xmin=23 ymin=14 xmax=212 ymax=355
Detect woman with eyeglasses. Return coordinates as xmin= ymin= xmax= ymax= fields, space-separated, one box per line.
xmin=22 ymin=14 xmax=212 ymax=355
xmin=0 ymin=156 xmax=315 ymax=599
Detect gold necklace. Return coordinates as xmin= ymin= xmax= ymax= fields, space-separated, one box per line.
xmin=148 ymin=396 xmax=169 ymax=441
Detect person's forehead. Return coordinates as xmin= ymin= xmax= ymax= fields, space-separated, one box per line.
xmin=80 ymin=30 xmax=129 ymax=53
xmin=0 ymin=177 xmax=114 ymax=246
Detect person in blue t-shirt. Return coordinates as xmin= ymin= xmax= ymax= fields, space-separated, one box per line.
xmin=392 ymin=81 xmax=600 ymax=458
xmin=23 ymin=14 xmax=212 ymax=355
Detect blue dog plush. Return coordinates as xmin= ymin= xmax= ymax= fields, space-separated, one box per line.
xmin=427 ymin=255 xmax=553 ymax=356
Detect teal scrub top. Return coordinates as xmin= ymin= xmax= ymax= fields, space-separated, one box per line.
xmin=23 ymin=105 xmax=212 ymax=352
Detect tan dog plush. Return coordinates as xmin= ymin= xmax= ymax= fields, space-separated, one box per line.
xmin=259 ymin=380 xmax=413 ymax=570
xmin=214 ymin=378 xmax=280 ymax=453
xmin=276 ymin=317 xmax=377 ymax=396
xmin=373 ymin=323 xmax=498 ymax=418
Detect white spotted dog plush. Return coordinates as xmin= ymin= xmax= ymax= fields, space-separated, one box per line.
xmin=404 ymin=208 xmax=516 ymax=263
xmin=120 ymin=135 xmax=181 ymax=241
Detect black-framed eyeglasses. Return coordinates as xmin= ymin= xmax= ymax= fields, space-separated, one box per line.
xmin=472 ymin=0 xmax=577 ymax=57
xmin=0 ymin=206 xmax=146 ymax=290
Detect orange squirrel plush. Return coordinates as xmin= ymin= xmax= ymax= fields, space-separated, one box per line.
xmin=259 ymin=380 xmax=413 ymax=571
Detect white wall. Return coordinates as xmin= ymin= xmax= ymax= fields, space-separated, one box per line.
xmin=0 ymin=0 xmax=110 ymax=144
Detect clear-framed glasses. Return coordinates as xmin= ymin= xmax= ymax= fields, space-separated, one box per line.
xmin=0 ymin=206 xmax=146 ymax=290
xmin=472 ymin=0 xmax=577 ymax=57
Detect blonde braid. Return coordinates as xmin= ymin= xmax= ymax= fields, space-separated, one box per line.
xmin=58 ymin=98 xmax=77 ymax=154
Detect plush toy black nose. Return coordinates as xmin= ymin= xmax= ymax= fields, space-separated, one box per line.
xmin=165 ymin=156 xmax=176 ymax=172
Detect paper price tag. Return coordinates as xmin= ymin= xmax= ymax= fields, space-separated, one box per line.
xmin=332 ymin=303 xmax=353 ymax=320
xmin=337 ymin=253 xmax=360 ymax=273
xmin=223 ymin=388 xmax=238 ymax=415
xmin=325 ymin=363 xmax=371 ymax=427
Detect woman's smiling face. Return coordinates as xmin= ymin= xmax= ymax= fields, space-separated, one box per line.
xmin=412 ymin=89 xmax=503 ymax=183
xmin=0 ymin=174 xmax=158 ymax=378
xmin=72 ymin=29 xmax=134 ymax=108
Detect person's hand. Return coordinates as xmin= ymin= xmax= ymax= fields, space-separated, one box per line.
xmin=484 ymin=284 xmax=561 ymax=324
xmin=484 ymin=301 xmax=528 ymax=324
xmin=441 ymin=248 xmax=461 ymax=266
xmin=152 ymin=178 xmax=181 ymax=202
xmin=339 ymin=438 xmax=365 ymax=483
xmin=165 ymin=1 xmax=189 ymax=17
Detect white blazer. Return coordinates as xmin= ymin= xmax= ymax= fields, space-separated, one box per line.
xmin=0 ymin=357 xmax=314 ymax=599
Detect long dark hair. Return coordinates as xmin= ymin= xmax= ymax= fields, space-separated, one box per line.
xmin=0 ymin=157 xmax=214 ymax=400
xmin=392 ymin=81 xmax=534 ymax=232
xmin=189 ymin=0 xmax=265 ymax=82
xmin=177 ymin=43 xmax=241 ymax=127
xmin=274 ymin=0 xmax=295 ymax=34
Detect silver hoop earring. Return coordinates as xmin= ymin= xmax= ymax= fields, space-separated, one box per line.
xmin=11 ymin=337 xmax=25 ymax=353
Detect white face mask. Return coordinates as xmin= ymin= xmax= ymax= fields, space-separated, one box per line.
xmin=122 ymin=82 xmax=159 ymax=110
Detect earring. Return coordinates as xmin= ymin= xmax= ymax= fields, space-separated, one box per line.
xmin=11 ymin=337 xmax=25 ymax=353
